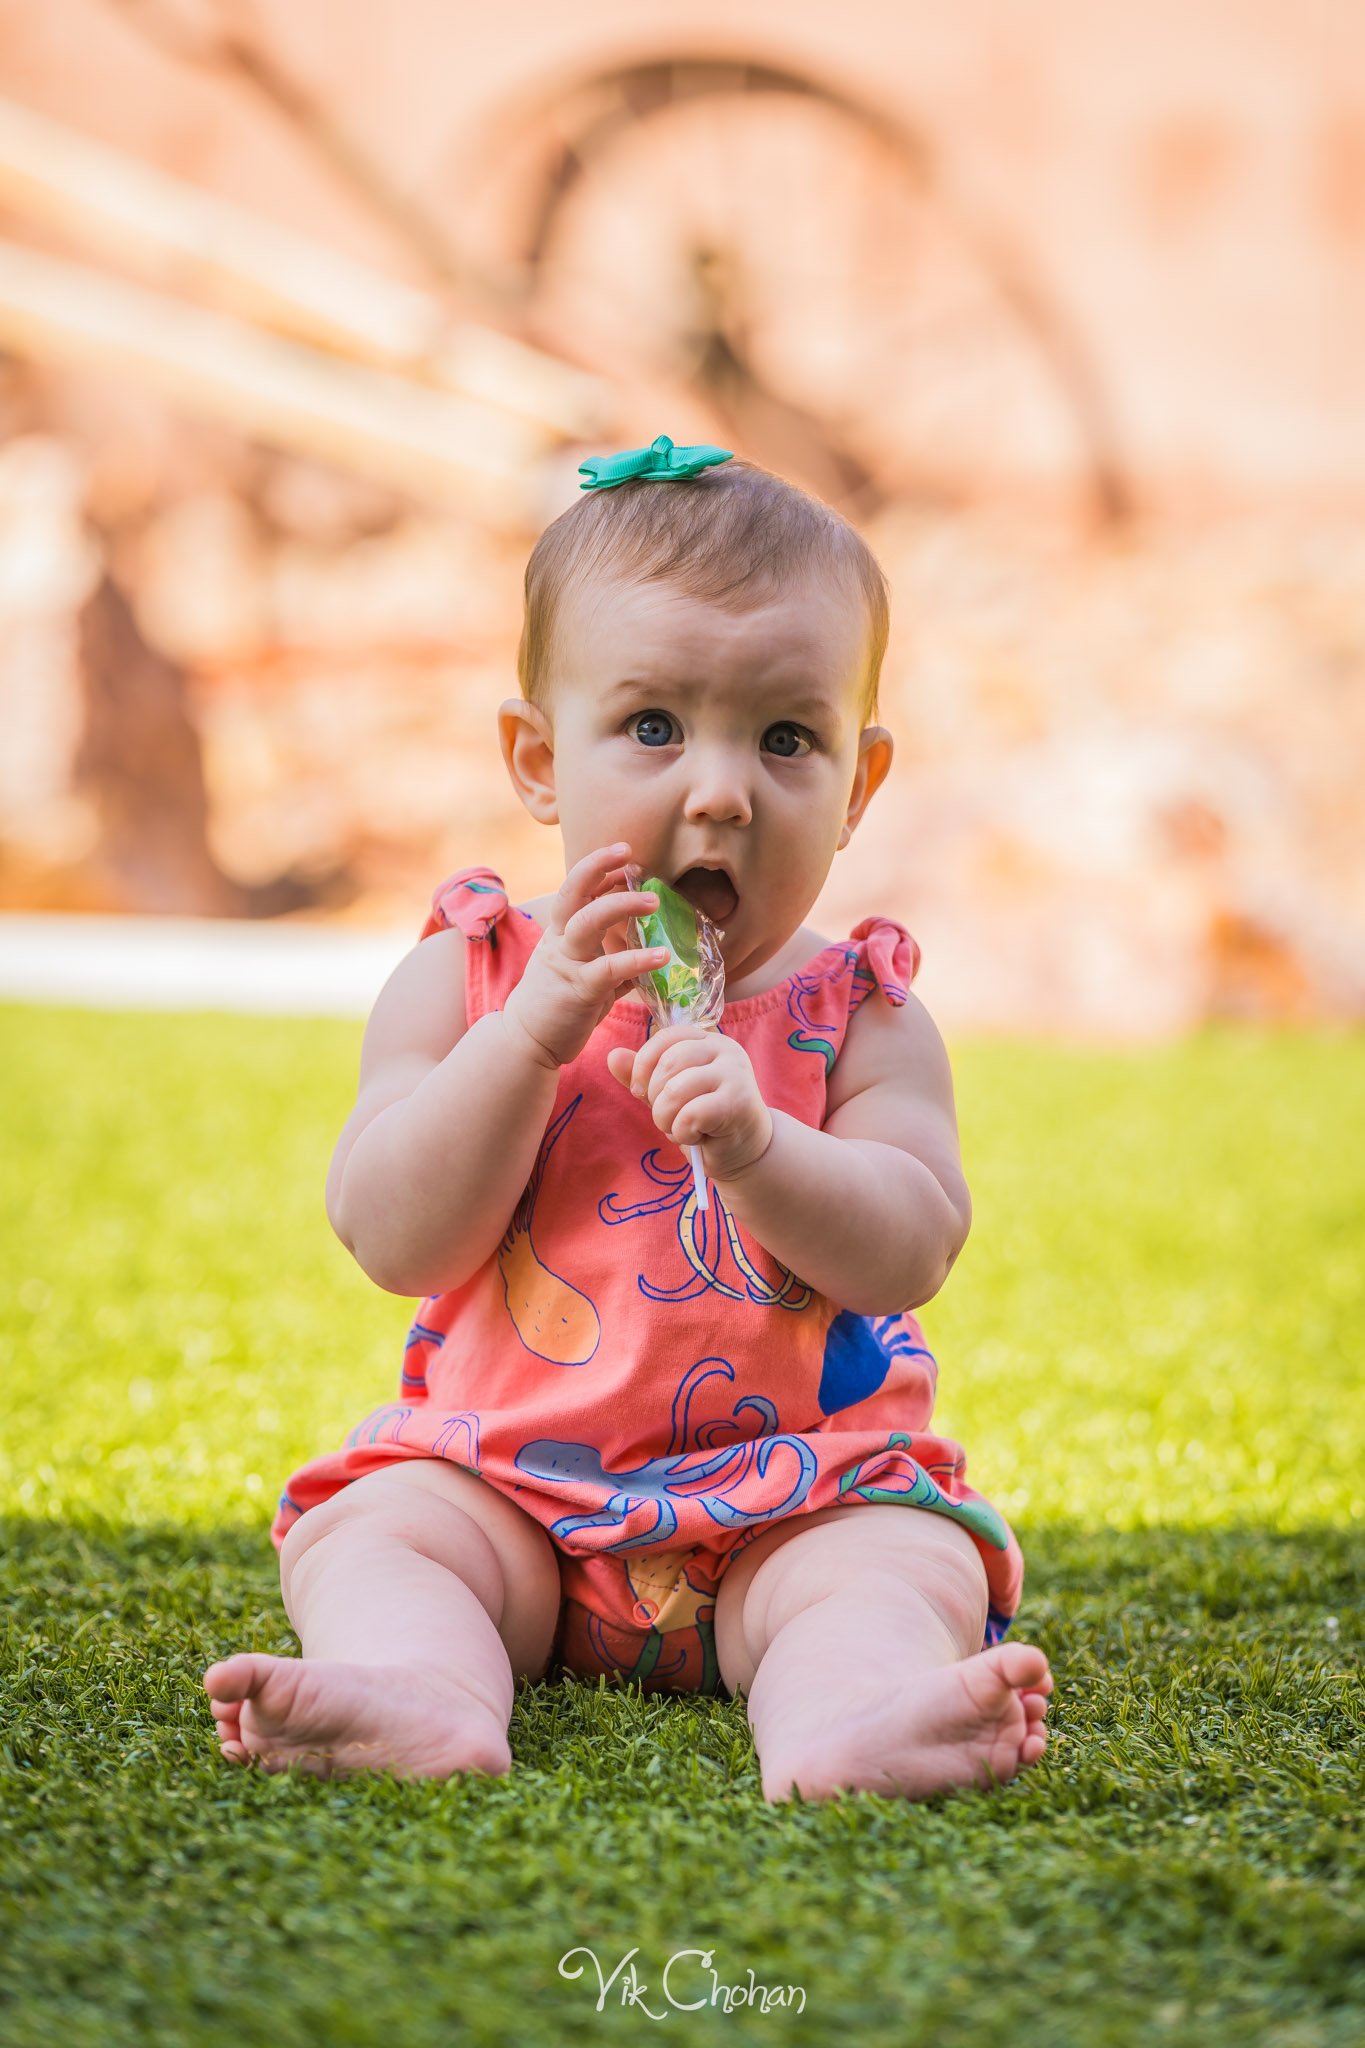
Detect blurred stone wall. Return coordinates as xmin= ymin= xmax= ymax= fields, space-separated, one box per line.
xmin=3 ymin=395 xmax=1359 ymax=1036
xmin=1 ymin=0 xmax=1360 ymax=504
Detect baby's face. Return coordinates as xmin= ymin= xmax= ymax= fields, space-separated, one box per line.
xmin=501 ymin=569 xmax=892 ymax=985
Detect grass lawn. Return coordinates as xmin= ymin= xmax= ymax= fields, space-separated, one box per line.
xmin=1 ymin=1004 xmax=1361 ymax=2047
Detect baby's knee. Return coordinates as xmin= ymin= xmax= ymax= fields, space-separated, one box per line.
xmin=280 ymin=1465 xmax=497 ymax=1610
xmin=742 ymin=1505 xmax=990 ymax=1664
xmin=894 ymin=1517 xmax=989 ymax=1650
xmin=278 ymin=1463 xmax=562 ymax=1672
xmin=848 ymin=1511 xmax=990 ymax=1658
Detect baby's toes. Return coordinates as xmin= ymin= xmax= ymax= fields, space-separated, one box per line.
xmin=1023 ymin=1693 xmax=1049 ymax=1726
xmin=203 ymin=1653 xmax=264 ymax=1702
xmin=210 ymin=1706 xmax=250 ymax=1765
xmin=963 ymin=1642 xmax=1049 ymax=1718
xmin=204 ymin=1672 xmax=253 ymax=1762
xmin=1019 ymin=1723 xmax=1048 ymax=1767
xmin=993 ymin=1642 xmax=1050 ymax=1692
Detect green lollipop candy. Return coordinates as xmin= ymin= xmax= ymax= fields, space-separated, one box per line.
xmin=638 ymin=875 xmax=704 ymax=1011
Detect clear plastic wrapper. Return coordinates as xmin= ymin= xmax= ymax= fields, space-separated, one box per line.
xmin=622 ymin=863 xmax=727 ymax=1209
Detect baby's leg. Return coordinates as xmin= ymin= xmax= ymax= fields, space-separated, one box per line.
xmin=713 ymin=1504 xmax=1052 ymax=1804
xmin=203 ymin=1461 xmax=561 ymax=1780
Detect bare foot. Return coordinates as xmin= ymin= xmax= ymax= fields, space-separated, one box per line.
xmin=202 ymin=1653 xmax=513 ymax=1781
xmin=758 ymin=1641 xmax=1053 ymax=1803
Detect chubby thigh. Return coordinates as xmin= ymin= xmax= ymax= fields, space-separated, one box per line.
xmin=713 ymin=1502 xmax=992 ymax=1698
xmin=277 ymin=1457 xmax=564 ymax=1682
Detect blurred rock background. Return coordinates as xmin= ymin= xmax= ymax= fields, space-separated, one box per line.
xmin=0 ymin=0 xmax=1361 ymax=1038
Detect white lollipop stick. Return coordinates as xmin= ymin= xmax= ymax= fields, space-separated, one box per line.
xmin=687 ymin=1145 xmax=708 ymax=1212
xmin=669 ymin=998 xmax=709 ymax=1210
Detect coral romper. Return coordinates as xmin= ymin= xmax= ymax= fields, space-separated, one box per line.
xmin=271 ymin=867 xmax=1025 ymax=1694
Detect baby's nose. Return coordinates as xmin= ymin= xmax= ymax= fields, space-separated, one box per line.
xmin=682 ymin=748 xmax=752 ymax=827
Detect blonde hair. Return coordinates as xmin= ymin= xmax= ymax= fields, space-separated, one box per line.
xmin=516 ymin=457 xmax=889 ymax=726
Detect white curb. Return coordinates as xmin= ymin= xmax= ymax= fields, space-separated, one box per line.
xmin=0 ymin=913 xmax=411 ymax=1017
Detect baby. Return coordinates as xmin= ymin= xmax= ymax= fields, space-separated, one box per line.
xmin=203 ymin=436 xmax=1052 ymax=1802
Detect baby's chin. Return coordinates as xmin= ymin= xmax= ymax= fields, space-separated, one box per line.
xmin=716 ymin=912 xmax=817 ymax=992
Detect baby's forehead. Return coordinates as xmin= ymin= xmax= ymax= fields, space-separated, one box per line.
xmin=567 ymin=559 xmax=851 ymax=619
xmin=557 ymin=564 xmax=870 ymax=678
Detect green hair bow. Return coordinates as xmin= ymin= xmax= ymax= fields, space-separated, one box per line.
xmin=578 ymin=432 xmax=734 ymax=492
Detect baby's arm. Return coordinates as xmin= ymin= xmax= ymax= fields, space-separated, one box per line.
xmin=716 ymin=991 xmax=970 ymax=1316
xmin=325 ymin=928 xmax=560 ymax=1296
xmin=328 ymin=844 xmax=666 ymax=1297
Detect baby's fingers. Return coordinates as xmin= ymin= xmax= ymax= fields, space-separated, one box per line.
xmin=628 ymin=1022 xmax=718 ymax=1096
xmin=549 ymin=843 xmax=634 ymax=931
xmin=588 ymin=943 xmax=670 ymax=991
xmin=651 ymin=1068 xmax=724 ymax=1143
xmin=563 ymin=887 xmax=660 ymax=959
xmin=606 ymin=1046 xmax=637 ymax=1089
xmin=634 ymin=1034 xmax=718 ymax=1105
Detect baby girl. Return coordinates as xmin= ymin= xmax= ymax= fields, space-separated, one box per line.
xmin=203 ymin=433 xmax=1052 ymax=1801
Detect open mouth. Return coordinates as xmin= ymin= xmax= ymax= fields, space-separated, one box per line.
xmin=672 ymin=866 xmax=739 ymax=928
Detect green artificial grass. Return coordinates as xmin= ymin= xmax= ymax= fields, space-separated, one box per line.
xmin=1 ymin=1005 xmax=1361 ymax=2047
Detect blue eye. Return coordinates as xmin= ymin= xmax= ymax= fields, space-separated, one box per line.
xmin=629 ymin=711 xmax=677 ymax=748
xmin=764 ymin=723 xmax=812 ymax=758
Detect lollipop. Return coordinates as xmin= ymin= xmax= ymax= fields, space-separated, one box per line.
xmin=623 ymin=865 xmax=727 ymax=1210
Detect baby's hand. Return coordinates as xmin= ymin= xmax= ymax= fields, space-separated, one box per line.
xmin=500 ymin=843 xmax=669 ymax=1072
xmin=607 ymin=1025 xmax=774 ymax=1184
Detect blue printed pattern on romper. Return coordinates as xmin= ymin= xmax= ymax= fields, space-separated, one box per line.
xmin=519 ymin=1357 xmax=798 ymax=1551
xmin=817 ymin=1309 xmax=937 ymax=1415
xmin=401 ymin=1317 xmax=446 ymax=1392
xmin=338 ymin=1402 xmax=479 ymax=1470
xmin=783 ymin=930 xmax=910 ymax=1069
xmin=669 ymin=1356 xmax=778 ymax=1450
xmin=598 ymin=1152 xmax=811 ymax=1307
xmin=514 ymin=1429 xmax=820 ymax=1549
xmin=783 ymin=954 xmax=847 ymax=1074
xmin=432 ymin=1410 xmax=481 ymax=1471
xmin=346 ymin=1405 xmax=413 ymax=1449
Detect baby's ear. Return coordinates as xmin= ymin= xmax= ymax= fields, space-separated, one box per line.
xmin=839 ymin=724 xmax=894 ymax=847
xmin=497 ymin=697 xmax=558 ymax=824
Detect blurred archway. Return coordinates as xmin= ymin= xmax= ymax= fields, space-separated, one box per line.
xmin=455 ymin=55 xmax=1131 ymax=523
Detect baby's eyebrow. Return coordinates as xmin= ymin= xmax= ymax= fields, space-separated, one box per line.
xmin=602 ymin=675 xmax=839 ymax=718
